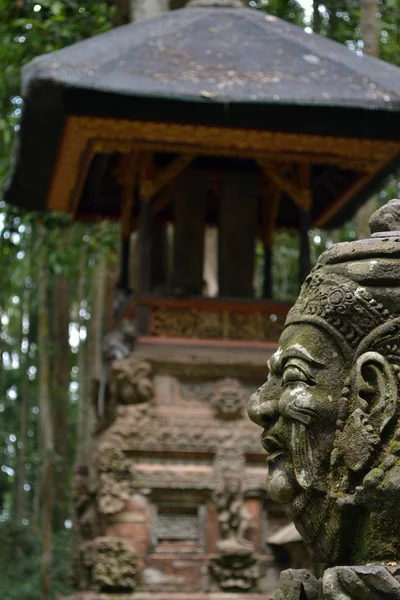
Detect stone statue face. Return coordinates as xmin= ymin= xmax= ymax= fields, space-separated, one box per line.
xmin=248 ymin=200 xmax=400 ymax=564
xmin=248 ymin=323 xmax=347 ymax=508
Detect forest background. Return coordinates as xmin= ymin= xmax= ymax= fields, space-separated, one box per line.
xmin=0 ymin=0 xmax=399 ymax=598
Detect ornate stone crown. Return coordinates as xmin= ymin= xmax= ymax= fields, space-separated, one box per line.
xmin=286 ymin=200 xmax=400 ymax=355
xmin=286 ymin=267 xmax=393 ymax=352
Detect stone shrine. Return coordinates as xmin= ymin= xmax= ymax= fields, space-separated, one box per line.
xmin=72 ymin=339 xmax=303 ymax=598
xmin=248 ymin=199 xmax=400 ymax=598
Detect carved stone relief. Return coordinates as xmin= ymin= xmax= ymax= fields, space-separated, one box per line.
xmin=96 ymin=443 xmax=135 ymax=515
xmin=75 ymin=537 xmax=137 ymax=592
xmin=72 ymin=302 xmax=276 ymax=595
xmin=210 ymin=378 xmax=247 ymax=419
xmin=209 ymin=553 xmax=260 ymax=592
xmin=72 ymin=463 xmax=101 ymax=541
xmin=109 ymin=357 xmax=153 ymax=404
xmin=248 ymin=199 xmax=400 ymax=598
xmin=209 ymin=443 xmax=259 ymax=591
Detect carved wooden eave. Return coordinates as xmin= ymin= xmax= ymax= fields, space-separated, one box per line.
xmin=43 ymin=115 xmax=400 ymax=229
xmin=6 ymin=5 xmax=400 ymax=229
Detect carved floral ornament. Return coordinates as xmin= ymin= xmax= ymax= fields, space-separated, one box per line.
xmin=247 ymin=199 xmax=400 ymax=598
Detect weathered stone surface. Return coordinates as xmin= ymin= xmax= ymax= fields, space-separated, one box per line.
xmin=209 ymin=552 xmax=260 ymax=592
xmin=75 ymin=537 xmax=137 ymax=592
xmin=71 ymin=341 xmax=293 ymax=596
xmin=109 ymin=357 xmax=153 ymax=405
xmin=210 ymin=378 xmax=247 ymax=419
xmin=323 ymin=566 xmax=400 ymax=599
xmin=273 ymin=569 xmax=319 ymax=600
xmin=248 ymin=199 xmax=400 ymax=597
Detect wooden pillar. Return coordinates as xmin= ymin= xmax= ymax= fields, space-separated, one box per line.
xmin=172 ymin=169 xmax=206 ymax=295
xmin=151 ymin=223 xmax=168 ymax=292
xmin=118 ymin=234 xmax=131 ymax=291
xmin=218 ymin=172 xmax=259 ymax=298
xmin=203 ymin=227 xmax=218 ymax=297
xmin=297 ymin=163 xmax=312 ymax=285
xmin=136 ymin=155 xmax=154 ymax=336
xmin=299 ymin=207 xmax=311 ymax=284
xmin=139 ymin=193 xmax=152 ymax=294
xmin=261 ymin=185 xmax=281 ymax=300
xmin=263 ymin=244 xmax=273 ymax=299
xmin=117 ymin=154 xmax=138 ymax=293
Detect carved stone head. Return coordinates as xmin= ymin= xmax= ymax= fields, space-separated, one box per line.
xmin=248 ymin=199 xmax=400 ymax=565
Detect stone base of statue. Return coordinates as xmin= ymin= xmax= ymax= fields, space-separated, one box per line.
xmin=274 ymin=566 xmax=400 ymax=599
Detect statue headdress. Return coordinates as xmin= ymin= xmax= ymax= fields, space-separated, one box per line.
xmin=285 ymin=199 xmax=400 ymax=360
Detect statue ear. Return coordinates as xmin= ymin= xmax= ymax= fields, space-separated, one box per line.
xmin=354 ymin=351 xmax=397 ymax=434
xmin=336 ymin=352 xmax=397 ymax=473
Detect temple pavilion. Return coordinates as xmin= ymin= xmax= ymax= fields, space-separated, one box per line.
xmin=6 ymin=2 xmax=400 ymax=343
xmin=5 ymin=3 xmax=400 ymax=597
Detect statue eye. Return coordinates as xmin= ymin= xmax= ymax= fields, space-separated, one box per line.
xmin=282 ymin=363 xmax=314 ymax=386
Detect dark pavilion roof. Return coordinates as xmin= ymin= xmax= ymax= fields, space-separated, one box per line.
xmin=4 ymin=5 xmax=400 ymax=227
xmin=19 ymin=6 xmax=400 ymax=109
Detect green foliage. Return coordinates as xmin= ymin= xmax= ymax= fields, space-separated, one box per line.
xmin=0 ymin=522 xmax=75 ymax=600
xmin=0 ymin=2 xmax=118 ymax=598
xmin=314 ymin=0 xmax=400 ymax=64
xmin=0 ymin=0 xmax=115 ymax=188
xmin=253 ymin=0 xmax=305 ymax=26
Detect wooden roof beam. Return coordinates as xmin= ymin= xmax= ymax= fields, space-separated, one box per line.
xmin=258 ymin=160 xmax=311 ymax=211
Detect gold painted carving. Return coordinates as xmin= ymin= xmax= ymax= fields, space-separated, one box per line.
xmin=150 ymin=306 xmax=286 ymax=341
xmin=46 ymin=115 xmax=400 ymax=226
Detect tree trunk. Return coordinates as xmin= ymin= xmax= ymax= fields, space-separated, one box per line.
xmin=130 ymin=0 xmax=169 ymax=21
xmin=115 ymin=0 xmax=130 ymax=25
xmin=89 ymin=242 xmax=107 ymax=420
xmin=14 ymin=260 xmax=33 ymax=522
xmin=14 ymin=330 xmax=29 ymax=522
xmin=52 ymin=260 xmax=70 ymax=530
xmin=313 ymin=0 xmax=321 ymax=33
xmin=38 ymin=221 xmax=54 ymax=600
xmin=356 ymin=0 xmax=379 ymax=238
xmin=77 ymin=244 xmax=90 ymax=462
xmin=361 ymin=0 xmax=379 ymax=56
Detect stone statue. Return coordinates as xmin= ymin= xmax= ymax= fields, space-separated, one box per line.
xmin=248 ymin=199 xmax=400 ymax=598
xmin=214 ymin=471 xmax=254 ymax=553
xmin=209 ymin=444 xmax=259 ymax=591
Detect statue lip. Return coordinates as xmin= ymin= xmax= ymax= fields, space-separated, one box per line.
xmin=261 ymin=433 xmax=285 ymax=461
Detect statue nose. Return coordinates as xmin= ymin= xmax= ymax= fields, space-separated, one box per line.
xmin=247 ymin=382 xmax=279 ymax=427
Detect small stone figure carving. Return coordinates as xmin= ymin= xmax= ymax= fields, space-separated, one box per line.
xmin=109 ymin=357 xmax=153 ymax=404
xmin=210 ymin=378 xmax=247 ymax=419
xmin=209 ymin=445 xmax=259 ymax=591
xmin=248 ymin=199 xmax=400 ymax=598
xmin=214 ymin=471 xmax=254 ymax=553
